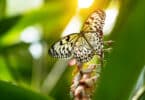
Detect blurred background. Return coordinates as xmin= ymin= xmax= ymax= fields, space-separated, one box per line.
xmin=0 ymin=0 xmax=144 ymax=100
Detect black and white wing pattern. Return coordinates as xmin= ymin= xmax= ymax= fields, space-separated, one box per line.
xmin=84 ymin=31 xmax=103 ymax=56
xmin=81 ymin=9 xmax=105 ymax=33
xmin=48 ymin=33 xmax=95 ymax=63
xmin=72 ymin=36 xmax=94 ymax=63
xmin=81 ymin=10 xmax=105 ymax=56
xmin=49 ymin=10 xmax=106 ymax=63
xmin=49 ymin=33 xmax=79 ymax=58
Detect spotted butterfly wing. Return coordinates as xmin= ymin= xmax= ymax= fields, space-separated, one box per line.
xmin=74 ymin=10 xmax=105 ymax=62
xmin=49 ymin=10 xmax=105 ymax=63
xmin=81 ymin=9 xmax=106 ymax=32
xmin=73 ymin=36 xmax=94 ymax=62
xmin=84 ymin=31 xmax=103 ymax=56
xmin=49 ymin=33 xmax=95 ymax=63
xmin=81 ymin=10 xmax=105 ymax=56
xmin=49 ymin=33 xmax=79 ymax=58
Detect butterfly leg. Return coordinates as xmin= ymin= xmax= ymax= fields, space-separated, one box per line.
xmin=99 ymin=40 xmax=114 ymax=66
xmin=104 ymin=40 xmax=114 ymax=46
xmin=103 ymin=40 xmax=114 ymax=53
xmin=103 ymin=48 xmax=112 ymax=53
xmin=97 ymin=50 xmax=104 ymax=67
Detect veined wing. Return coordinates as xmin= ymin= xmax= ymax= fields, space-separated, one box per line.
xmin=49 ymin=10 xmax=105 ymax=62
xmin=83 ymin=31 xmax=103 ymax=56
xmin=72 ymin=36 xmax=94 ymax=63
xmin=49 ymin=33 xmax=79 ymax=58
xmin=81 ymin=10 xmax=106 ymax=33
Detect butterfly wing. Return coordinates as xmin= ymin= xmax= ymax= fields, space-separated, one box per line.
xmin=81 ymin=9 xmax=106 ymax=33
xmin=72 ymin=31 xmax=103 ymax=63
xmin=72 ymin=36 xmax=94 ymax=63
xmin=49 ymin=33 xmax=79 ymax=58
xmin=49 ymin=10 xmax=105 ymax=63
xmin=81 ymin=9 xmax=105 ymax=57
xmin=83 ymin=31 xmax=103 ymax=56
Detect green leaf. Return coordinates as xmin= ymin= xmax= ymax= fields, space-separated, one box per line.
xmin=0 ymin=3 xmax=64 ymax=47
xmin=0 ymin=80 xmax=53 ymax=100
xmin=94 ymin=0 xmax=145 ymax=100
xmin=0 ymin=15 xmax=21 ymax=36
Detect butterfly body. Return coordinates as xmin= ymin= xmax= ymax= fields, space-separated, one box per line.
xmin=49 ymin=10 xmax=105 ymax=63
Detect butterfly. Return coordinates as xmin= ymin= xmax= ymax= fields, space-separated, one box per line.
xmin=49 ymin=10 xmax=106 ymax=63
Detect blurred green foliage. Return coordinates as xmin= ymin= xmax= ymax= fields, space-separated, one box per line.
xmin=0 ymin=0 xmax=144 ymax=100
xmin=95 ymin=0 xmax=145 ymax=100
xmin=0 ymin=80 xmax=52 ymax=100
